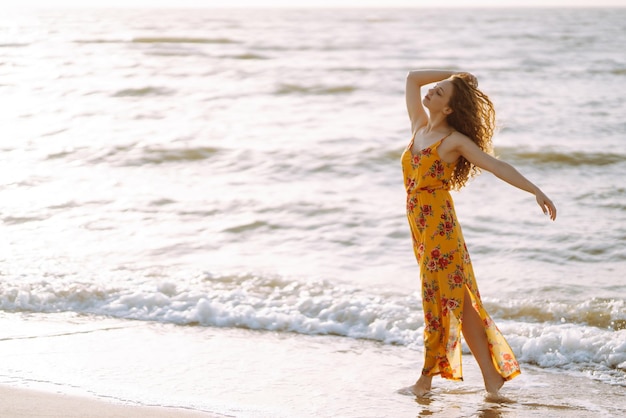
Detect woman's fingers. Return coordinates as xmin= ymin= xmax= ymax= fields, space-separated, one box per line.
xmin=537 ymin=194 xmax=557 ymax=221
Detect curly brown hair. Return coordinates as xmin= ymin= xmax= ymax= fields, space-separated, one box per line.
xmin=446 ymin=73 xmax=496 ymax=190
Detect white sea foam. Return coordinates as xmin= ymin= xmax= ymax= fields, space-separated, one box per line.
xmin=1 ymin=273 xmax=624 ymax=384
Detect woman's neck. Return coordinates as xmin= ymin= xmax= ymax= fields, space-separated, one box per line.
xmin=425 ymin=116 xmax=450 ymax=134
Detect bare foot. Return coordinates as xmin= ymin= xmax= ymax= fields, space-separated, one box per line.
xmin=484 ymin=391 xmax=515 ymax=404
xmin=411 ymin=375 xmax=432 ymax=397
xmin=484 ymin=374 xmax=505 ymax=396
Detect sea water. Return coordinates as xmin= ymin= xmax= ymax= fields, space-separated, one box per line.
xmin=0 ymin=6 xmax=624 ymax=417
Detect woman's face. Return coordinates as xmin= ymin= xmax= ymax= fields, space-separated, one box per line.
xmin=423 ymin=79 xmax=454 ymax=116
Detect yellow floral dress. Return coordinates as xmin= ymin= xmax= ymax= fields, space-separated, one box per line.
xmin=401 ymin=131 xmax=521 ymax=381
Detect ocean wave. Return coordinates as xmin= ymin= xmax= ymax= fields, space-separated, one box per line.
xmin=495 ymin=147 xmax=625 ymax=167
xmin=276 ymin=83 xmax=357 ymax=95
xmin=74 ymin=39 xmax=125 ymax=44
xmin=145 ymin=51 xmax=204 ymax=57
xmin=221 ymin=220 xmax=283 ymax=234
xmin=86 ymin=145 xmax=223 ymax=166
xmin=132 ymin=37 xmax=238 ymax=44
xmin=1 ymin=215 xmax=48 ymax=225
xmin=123 ymin=146 xmax=221 ymax=166
xmin=486 ymin=297 xmax=626 ymax=330
xmin=1 ymin=273 xmax=624 ymax=381
xmin=587 ymin=67 xmax=626 ymax=76
xmin=222 ymin=53 xmax=268 ymax=60
xmin=111 ymin=87 xmax=175 ymax=97
xmin=0 ymin=43 xmax=30 ymax=48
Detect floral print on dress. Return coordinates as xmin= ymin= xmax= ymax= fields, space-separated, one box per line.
xmin=425 ymin=159 xmax=446 ymax=179
xmin=440 ymin=296 xmax=461 ymax=317
xmin=401 ymin=133 xmax=521 ymax=382
xmin=424 ymin=310 xmax=441 ymax=333
xmin=406 ymin=177 xmax=416 ymax=194
xmin=423 ymin=246 xmax=457 ymax=273
xmin=411 ymin=154 xmax=421 ymax=169
xmin=422 ymin=279 xmax=439 ymax=304
xmin=447 ymin=268 xmax=465 ymax=291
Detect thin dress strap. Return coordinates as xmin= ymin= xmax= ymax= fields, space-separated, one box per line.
xmin=410 ymin=129 xmax=455 ymax=153
xmin=439 ymin=130 xmax=455 ymax=145
xmin=408 ymin=126 xmax=422 ymax=149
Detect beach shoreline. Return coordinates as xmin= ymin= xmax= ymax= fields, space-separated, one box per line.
xmin=0 ymin=384 xmax=224 ymax=418
xmin=1 ymin=313 xmax=624 ymax=418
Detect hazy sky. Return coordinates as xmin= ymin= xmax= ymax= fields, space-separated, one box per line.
xmin=6 ymin=0 xmax=625 ymax=8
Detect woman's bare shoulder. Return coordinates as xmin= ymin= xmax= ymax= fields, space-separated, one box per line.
xmin=446 ymin=131 xmax=473 ymax=148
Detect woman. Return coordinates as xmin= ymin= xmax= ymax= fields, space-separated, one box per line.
xmin=402 ymin=69 xmax=557 ymax=397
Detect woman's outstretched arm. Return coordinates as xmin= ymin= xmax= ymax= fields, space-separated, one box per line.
xmin=447 ymin=134 xmax=557 ymax=220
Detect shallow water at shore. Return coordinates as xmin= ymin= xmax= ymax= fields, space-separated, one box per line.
xmin=1 ymin=313 xmax=624 ymax=417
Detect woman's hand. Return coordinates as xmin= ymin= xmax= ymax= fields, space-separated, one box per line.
xmin=535 ymin=189 xmax=557 ymax=221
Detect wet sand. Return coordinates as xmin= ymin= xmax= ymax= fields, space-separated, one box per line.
xmin=0 ymin=385 xmax=222 ymax=418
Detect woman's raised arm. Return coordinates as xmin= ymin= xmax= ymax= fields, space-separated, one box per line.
xmin=406 ymin=69 xmax=458 ymax=132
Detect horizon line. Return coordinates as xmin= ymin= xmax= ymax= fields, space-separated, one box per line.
xmin=7 ymin=4 xmax=626 ymax=8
